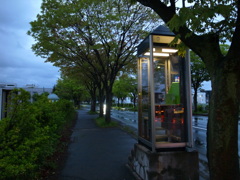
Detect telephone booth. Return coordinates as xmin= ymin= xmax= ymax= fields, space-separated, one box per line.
xmin=137 ymin=25 xmax=193 ymax=151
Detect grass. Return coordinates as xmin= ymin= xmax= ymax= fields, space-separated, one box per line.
xmin=95 ymin=117 xmax=118 ymax=128
xmin=88 ymin=110 xmax=98 ymax=115
xmin=193 ymin=110 xmax=208 ymax=115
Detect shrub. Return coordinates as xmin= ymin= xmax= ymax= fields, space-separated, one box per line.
xmin=196 ymin=104 xmax=208 ymax=114
xmin=0 ymin=89 xmax=75 ymax=179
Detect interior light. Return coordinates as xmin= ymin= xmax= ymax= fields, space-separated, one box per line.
xmin=144 ymin=52 xmax=169 ymax=57
xmin=162 ymin=48 xmax=178 ymax=53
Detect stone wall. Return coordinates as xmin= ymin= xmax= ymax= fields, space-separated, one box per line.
xmin=128 ymin=144 xmax=199 ymax=180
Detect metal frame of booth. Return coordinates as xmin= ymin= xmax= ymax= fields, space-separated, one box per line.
xmin=137 ymin=26 xmax=193 ymax=151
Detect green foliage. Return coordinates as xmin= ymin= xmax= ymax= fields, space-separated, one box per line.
xmin=32 ymin=92 xmax=49 ymax=102
xmin=194 ymin=104 xmax=209 ymax=114
xmin=220 ymin=44 xmax=230 ymax=56
xmin=28 ymin=0 xmax=160 ymax=69
xmin=0 ymin=89 xmax=75 ymax=179
xmin=95 ymin=117 xmax=118 ymax=128
xmin=113 ymin=77 xmax=131 ymax=102
xmin=88 ymin=111 xmax=98 ymax=115
xmin=113 ymin=74 xmax=137 ymax=106
xmin=168 ymin=0 xmax=236 ymax=43
xmin=190 ymin=50 xmax=210 ymax=112
xmin=54 ymin=75 xmax=89 ymax=108
xmin=191 ymin=50 xmax=210 ymax=90
xmin=28 ymin=0 xmax=161 ymax=121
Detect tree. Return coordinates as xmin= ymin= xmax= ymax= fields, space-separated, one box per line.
xmin=28 ymin=0 xmax=160 ymax=123
xmin=113 ymin=74 xmax=137 ymax=107
xmin=55 ymin=76 xmax=87 ymax=108
xmin=61 ymin=65 xmax=99 ymax=112
xmin=220 ymin=44 xmax=230 ymax=55
xmin=32 ymin=92 xmax=49 ymax=102
xmin=133 ymin=0 xmax=240 ymax=179
xmin=113 ymin=78 xmax=130 ymax=107
xmin=190 ymin=51 xmax=210 ymax=112
xmin=128 ymin=76 xmax=138 ymax=108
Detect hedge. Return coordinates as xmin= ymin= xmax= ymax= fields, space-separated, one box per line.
xmin=0 ymin=89 xmax=75 ymax=179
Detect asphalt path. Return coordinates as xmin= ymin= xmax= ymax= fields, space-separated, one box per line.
xmin=59 ymin=109 xmax=136 ymax=180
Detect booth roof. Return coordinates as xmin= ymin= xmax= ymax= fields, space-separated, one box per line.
xmin=150 ymin=25 xmax=175 ymax=36
xmin=137 ymin=25 xmax=175 ymax=56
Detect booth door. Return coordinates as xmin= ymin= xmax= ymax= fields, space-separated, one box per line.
xmin=154 ymin=56 xmax=186 ymax=147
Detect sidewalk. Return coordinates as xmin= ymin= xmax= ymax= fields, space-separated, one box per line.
xmin=59 ymin=108 xmax=137 ymax=180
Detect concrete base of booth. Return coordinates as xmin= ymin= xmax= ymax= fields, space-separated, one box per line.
xmin=127 ymin=143 xmax=199 ymax=180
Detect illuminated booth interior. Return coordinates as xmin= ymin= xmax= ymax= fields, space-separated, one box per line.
xmin=127 ymin=26 xmax=198 ymax=180
xmin=137 ymin=25 xmax=193 ymax=151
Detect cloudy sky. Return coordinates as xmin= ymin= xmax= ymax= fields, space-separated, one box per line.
xmin=0 ymin=0 xmax=212 ymax=91
xmin=0 ymin=0 xmax=60 ymax=88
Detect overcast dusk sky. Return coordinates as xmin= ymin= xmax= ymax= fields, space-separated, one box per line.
xmin=0 ymin=0 xmax=211 ymax=90
xmin=0 ymin=0 xmax=60 ymax=88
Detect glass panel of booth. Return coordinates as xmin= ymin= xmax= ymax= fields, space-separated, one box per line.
xmin=138 ymin=54 xmax=187 ymax=148
xmin=138 ymin=58 xmax=152 ymax=142
xmin=154 ymin=55 xmax=186 ymax=146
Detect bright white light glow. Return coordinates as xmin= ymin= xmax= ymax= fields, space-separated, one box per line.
xmin=144 ymin=52 xmax=169 ymax=57
xmin=162 ymin=48 xmax=178 ymax=53
xmin=103 ymin=104 xmax=106 ymax=115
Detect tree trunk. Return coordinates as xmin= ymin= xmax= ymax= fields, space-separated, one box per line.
xmin=133 ymin=94 xmax=136 ymax=108
xmin=90 ymin=98 xmax=96 ymax=112
xmin=88 ymin=82 xmax=97 ymax=112
xmin=193 ymin=88 xmax=198 ymax=112
xmin=207 ymin=68 xmax=240 ymax=179
xmin=121 ymin=98 xmax=124 ymax=107
xmin=117 ymin=98 xmax=120 ymax=107
xmin=98 ymin=88 xmax=105 ymax=118
xmin=105 ymin=91 xmax=112 ymax=124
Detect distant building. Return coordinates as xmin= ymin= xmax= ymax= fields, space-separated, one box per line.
xmin=196 ymin=92 xmax=206 ymax=104
xmin=23 ymin=84 xmax=52 ymax=95
xmin=113 ymin=96 xmax=132 ymax=105
xmin=204 ymin=90 xmax=212 ymax=104
xmin=0 ymin=83 xmax=53 ymax=120
xmin=22 ymin=84 xmax=52 ymax=102
xmin=0 ymin=83 xmax=17 ymax=120
xmin=191 ymin=90 xmax=212 ymax=105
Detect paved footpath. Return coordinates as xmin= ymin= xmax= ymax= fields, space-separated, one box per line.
xmin=59 ymin=108 xmax=137 ymax=180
